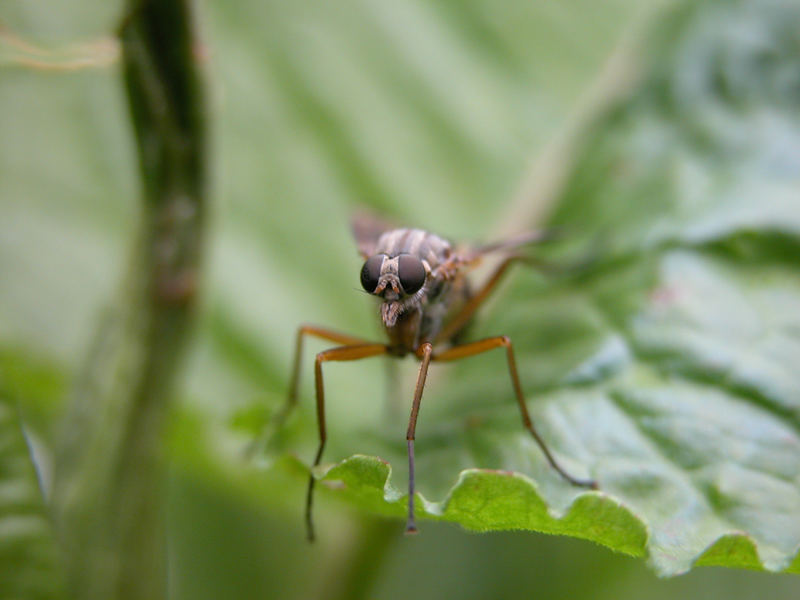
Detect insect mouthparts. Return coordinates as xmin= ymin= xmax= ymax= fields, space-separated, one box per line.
xmin=381 ymin=301 xmax=403 ymax=327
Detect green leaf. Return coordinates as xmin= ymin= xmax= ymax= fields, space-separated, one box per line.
xmin=0 ymin=373 xmax=65 ymax=599
xmin=322 ymin=456 xmax=648 ymax=556
xmin=279 ymin=0 xmax=800 ymax=576
xmin=3 ymin=0 xmax=799 ymax=587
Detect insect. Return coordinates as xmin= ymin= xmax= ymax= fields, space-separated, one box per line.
xmin=283 ymin=213 xmax=596 ymax=540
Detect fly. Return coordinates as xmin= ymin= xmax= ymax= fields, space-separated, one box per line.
xmin=282 ymin=213 xmax=597 ymax=541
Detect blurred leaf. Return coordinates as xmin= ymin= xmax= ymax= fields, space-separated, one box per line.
xmin=0 ymin=348 xmax=68 ymax=442
xmin=0 ymin=392 xmax=64 ymax=599
xmin=277 ymin=0 xmax=800 ymax=577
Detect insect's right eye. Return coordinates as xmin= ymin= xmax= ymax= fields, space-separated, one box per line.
xmin=360 ymin=255 xmax=385 ymax=292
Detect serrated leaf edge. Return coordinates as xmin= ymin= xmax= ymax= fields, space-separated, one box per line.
xmin=319 ymin=454 xmax=800 ymax=576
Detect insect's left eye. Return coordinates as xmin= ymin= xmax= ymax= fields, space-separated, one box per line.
xmin=360 ymin=254 xmax=385 ymax=292
xmin=397 ymin=255 xmax=426 ymax=294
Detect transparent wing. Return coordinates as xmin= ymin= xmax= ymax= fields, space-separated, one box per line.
xmin=461 ymin=229 xmax=560 ymax=263
xmin=350 ymin=209 xmax=400 ymax=258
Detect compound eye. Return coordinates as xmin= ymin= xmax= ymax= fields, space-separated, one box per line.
xmin=360 ymin=255 xmax=385 ymax=293
xmin=397 ymin=254 xmax=426 ymax=295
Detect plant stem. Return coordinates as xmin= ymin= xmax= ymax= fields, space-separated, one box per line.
xmin=51 ymin=1 xmax=207 ymax=599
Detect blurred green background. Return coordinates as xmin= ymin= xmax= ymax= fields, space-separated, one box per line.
xmin=2 ymin=0 xmax=800 ymax=598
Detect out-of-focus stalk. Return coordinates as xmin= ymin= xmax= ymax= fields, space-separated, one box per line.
xmin=52 ymin=1 xmax=207 ymax=599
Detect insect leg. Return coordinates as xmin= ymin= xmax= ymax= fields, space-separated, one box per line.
xmin=248 ymin=325 xmax=374 ymax=460
xmin=436 ymin=250 xmax=591 ymax=345
xmin=405 ymin=342 xmax=433 ymax=534
xmin=433 ymin=336 xmax=596 ymax=489
xmin=288 ymin=324 xmax=373 ymax=410
xmin=306 ymin=343 xmax=389 ymax=542
xmin=435 ymin=256 xmax=522 ymax=344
